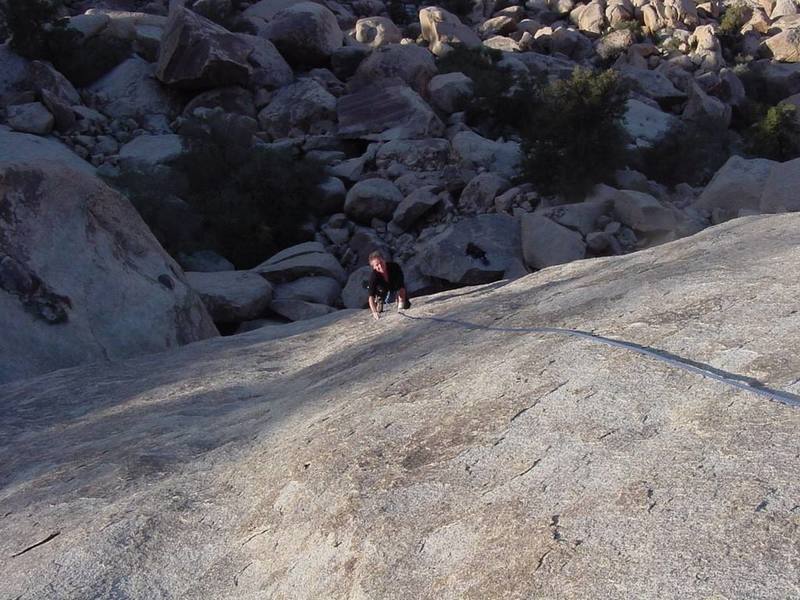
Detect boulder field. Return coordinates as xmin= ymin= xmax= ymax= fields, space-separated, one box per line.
xmin=1 ymin=213 xmax=799 ymax=598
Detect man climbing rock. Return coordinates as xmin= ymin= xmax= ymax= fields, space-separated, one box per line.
xmin=367 ymin=251 xmax=411 ymax=320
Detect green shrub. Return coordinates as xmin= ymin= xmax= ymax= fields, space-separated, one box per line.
xmin=639 ymin=119 xmax=731 ymax=187
xmin=174 ymin=131 xmax=325 ymax=269
xmin=6 ymin=0 xmax=61 ymax=59
xmin=745 ymin=104 xmax=800 ymax=161
xmin=520 ymin=68 xmax=628 ymax=199
xmin=437 ymin=45 xmax=535 ymax=135
xmin=718 ymin=3 xmax=750 ymax=61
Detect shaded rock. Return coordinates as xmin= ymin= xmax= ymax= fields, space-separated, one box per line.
xmin=7 ymin=103 xmax=54 ymax=135
xmin=459 ymin=172 xmax=511 ymax=213
xmin=266 ymin=2 xmax=343 ymax=68
xmin=451 ymin=131 xmax=521 ymax=180
xmin=89 ymin=57 xmax=181 ymax=119
xmin=344 ymin=178 xmax=403 ymax=223
xmin=27 ymin=61 xmax=80 ymax=106
xmin=683 ymin=81 xmax=731 ymax=127
xmin=419 ymin=6 xmax=481 ymax=56
xmin=613 ymin=189 xmax=679 ymax=235
xmin=354 ymin=16 xmax=402 ymax=47
xmin=618 ymin=65 xmax=686 ymax=105
xmin=694 ymin=155 xmax=776 ymax=223
xmin=538 ymin=199 xmax=612 ymax=236
xmin=417 ymin=214 xmax=522 ymax=285
xmin=178 ymin=250 xmax=235 ymax=272
xmin=341 ymin=265 xmax=372 ymax=308
xmin=117 ymin=134 xmax=187 ymax=195
xmin=269 ymin=298 xmax=337 ymax=321
xmin=257 ymin=79 xmax=337 ymax=138
xmin=521 ymin=213 xmax=586 ymax=269
xmin=316 ymin=176 xmax=347 ymax=215
xmin=0 ymin=44 xmax=29 ymax=99
xmin=186 ymin=271 xmax=273 ymax=323
xmin=0 ymin=162 xmax=217 ymax=384
xmin=349 ymin=44 xmax=437 ymax=94
xmin=184 ymin=86 xmax=257 ymax=118
xmin=331 ymin=45 xmax=370 ymax=80
xmin=375 ymin=138 xmax=451 ymax=172
xmin=347 ymin=226 xmax=390 ymax=270
xmin=0 ymin=127 xmax=94 ymax=175
xmin=254 ymin=243 xmax=347 ymax=283
xmin=273 ymin=276 xmax=342 ymax=305
xmin=760 ymin=157 xmax=800 ymax=213
xmin=336 ymin=82 xmax=444 ymax=141
xmin=595 ymin=28 xmax=636 ymax=61
xmin=391 ymin=186 xmax=442 ymax=231
xmin=156 ymin=6 xmax=252 ymax=90
xmin=429 ymin=72 xmax=474 ymax=113
xmin=238 ymin=34 xmax=294 ymax=89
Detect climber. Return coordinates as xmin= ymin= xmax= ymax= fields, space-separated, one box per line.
xmin=367 ymin=250 xmax=411 ymax=320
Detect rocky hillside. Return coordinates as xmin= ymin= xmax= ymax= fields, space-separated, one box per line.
xmin=2 ymin=213 xmax=799 ymax=599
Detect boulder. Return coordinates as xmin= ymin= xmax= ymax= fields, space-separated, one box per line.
xmin=760 ymin=157 xmax=800 ymax=213
xmin=184 ymin=86 xmax=257 ymax=118
xmin=374 ymin=138 xmax=451 ymax=172
xmin=156 ymin=6 xmax=252 ymax=90
xmin=257 ymin=79 xmax=337 ymax=138
xmin=316 ymin=176 xmax=347 ymax=215
xmin=763 ymin=28 xmax=800 ymax=63
xmin=0 ymin=162 xmax=217 ymax=384
xmin=391 ymin=186 xmax=442 ymax=231
xmin=483 ymin=35 xmax=522 ymax=52
xmin=451 ymin=131 xmax=521 ymax=180
xmin=273 ymin=276 xmax=342 ymax=305
xmin=269 ymin=298 xmax=337 ymax=321
xmin=341 ymin=265 xmax=372 ymax=308
xmin=595 ymin=28 xmax=636 ymax=61
xmin=618 ymin=66 xmax=686 ymax=105
xmin=694 ymin=156 xmax=776 ymax=223
xmin=744 ymin=60 xmax=800 ymax=102
xmin=238 ymin=34 xmax=294 ymax=89
xmin=27 ymin=61 xmax=81 ymax=106
xmin=344 ymin=178 xmax=404 ymax=223
xmin=538 ymin=199 xmax=613 ymax=236
xmin=0 ymin=44 xmax=29 ymax=99
xmin=117 ymin=134 xmax=187 ymax=195
xmin=571 ymin=1 xmax=606 ymax=35
xmin=771 ymin=0 xmax=798 ymax=19
xmin=6 ymin=103 xmax=54 ymax=135
xmin=613 ymin=189 xmax=679 ymax=235
xmin=88 ymin=57 xmax=181 ymax=119
xmin=178 ymin=250 xmax=235 ymax=272
xmin=418 ymin=6 xmax=481 ymax=56
xmin=337 ymin=82 xmax=445 ymax=141
xmin=349 ymin=44 xmax=437 ymax=94
xmin=521 ymin=213 xmax=586 ymax=269
xmin=688 ymin=24 xmax=724 ymax=73
xmin=0 ymin=127 xmax=94 ymax=175
xmin=185 ymin=271 xmax=273 ymax=323
xmin=253 ymin=243 xmax=347 ymax=284
xmin=243 ymin=0 xmax=302 ymax=21
xmin=429 ymin=72 xmax=474 ymax=113
xmin=347 ymin=226 xmax=390 ymax=270
xmin=354 ymin=16 xmax=402 ymax=47
xmin=459 ymin=172 xmax=511 ymax=213
xmin=622 ymin=99 xmax=679 ymax=148
xmin=683 ymin=81 xmax=732 ymax=126
xmin=266 ymin=2 xmax=343 ymax=68
xmin=416 ymin=214 xmax=522 ymax=285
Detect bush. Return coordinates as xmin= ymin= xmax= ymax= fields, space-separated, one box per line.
xmin=437 ymin=45 xmax=535 ymax=135
xmin=745 ymin=104 xmax=800 ymax=161
xmin=639 ymin=119 xmax=731 ymax=187
xmin=174 ymin=131 xmax=325 ymax=269
xmin=6 ymin=0 xmax=61 ymax=59
xmin=520 ymin=68 xmax=628 ymax=199
xmin=718 ymin=2 xmax=750 ymax=61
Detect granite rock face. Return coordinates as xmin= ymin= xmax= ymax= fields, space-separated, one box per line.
xmin=1 ymin=215 xmax=800 ymax=598
xmin=0 ymin=162 xmax=217 ymax=384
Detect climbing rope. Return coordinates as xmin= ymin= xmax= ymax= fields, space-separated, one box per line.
xmin=399 ymin=312 xmax=800 ymax=409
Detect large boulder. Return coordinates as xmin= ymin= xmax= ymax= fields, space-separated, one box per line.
xmin=374 ymin=138 xmax=451 ymax=172
xmin=618 ymin=66 xmax=686 ymax=105
xmin=429 ymin=72 xmax=474 ymax=113
xmin=451 ymin=131 xmax=521 ymax=180
xmin=89 ymin=56 xmax=182 ymax=119
xmin=337 ymin=82 xmax=444 ymax=141
xmin=238 ymin=34 xmax=294 ymax=89
xmin=0 ymin=162 xmax=217 ymax=384
xmin=760 ymin=157 xmax=800 ymax=213
xmin=273 ymin=276 xmax=342 ymax=306
xmin=521 ymin=213 xmax=587 ymax=270
xmin=694 ymin=156 xmax=777 ymax=223
xmin=0 ymin=127 xmax=94 ymax=175
xmin=257 ymin=79 xmax=337 ymax=138
xmin=459 ymin=173 xmax=511 ymax=213
xmin=349 ymin=44 xmax=437 ymax=94
xmin=418 ymin=6 xmax=481 ymax=56
xmin=253 ymin=242 xmax=347 ymax=284
xmin=622 ymin=99 xmax=679 ymax=148
xmin=117 ymin=134 xmax=188 ymax=195
xmin=762 ymin=28 xmax=800 ymax=63
xmin=266 ymin=2 xmax=343 ymax=68
xmin=538 ymin=199 xmax=613 ymax=236
xmin=156 ymin=6 xmax=252 ymax=90
xmin=6 ymin=103 xmax=54 ymax=135
xmin=354 ymin=16 xmax=402 ymax=48
xmin=416 ymin=214 xmax=522 ymax=285
xmin=341 ymin=265 xmax=372 ymax=308
xmin=269 ymin=298 xmax=337 ymax=321
xmin=185 ymin=271 xmax=273 ymax=323
xmin=390 ymin=186 xmax=442 ymax=231
xmin=344 ymin=178 xmax=404 ymax=223
xmin=612 ymin=189 xmax=694 ymax=245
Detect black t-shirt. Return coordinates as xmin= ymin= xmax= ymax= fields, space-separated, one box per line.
xmin=368 ymin=262 xmax=405 ymax=297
